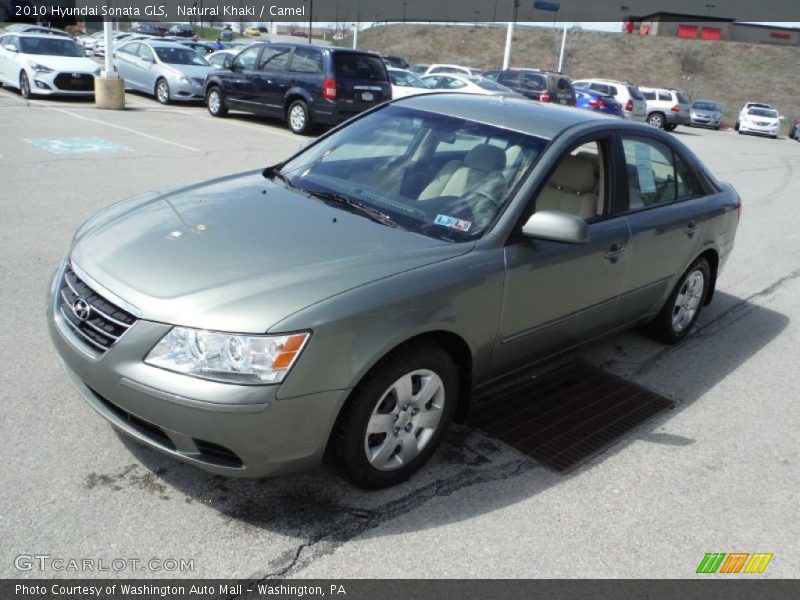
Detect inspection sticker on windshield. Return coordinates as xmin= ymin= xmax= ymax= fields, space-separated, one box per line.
xmin=434 ymin=214 xmax=472 ymax=232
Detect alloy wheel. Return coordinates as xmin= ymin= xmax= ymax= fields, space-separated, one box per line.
xmin=289 ymin=105 xmax=306 ymax=131
xmin=364 ymin=369 xmax=445 ymax=472
xmin=208 ymin=89 xmax=221 ymax=114
xmin=671 ymin=270 xmax=705 ymax=333
xmin=156 ymin=80 xmax=170 ymax=104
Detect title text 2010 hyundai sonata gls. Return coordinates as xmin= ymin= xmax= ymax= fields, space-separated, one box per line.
xmin=48 ymin=94 xmax=740 ymax=488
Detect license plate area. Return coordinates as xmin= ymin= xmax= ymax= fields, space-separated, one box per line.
xmin=361 ymin=91 xmax=374 ymax=102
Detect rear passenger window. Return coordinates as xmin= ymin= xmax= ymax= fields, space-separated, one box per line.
xmin=521 ymin=74 xmax=545 ymax=91
xmin=499 ymin=72 xmax=521 ymax=87
xmin=259 ymin=47 xmax=291 ymax=71
xmin=643 ymin=90 xmax=656 ymax=100
xmin=609 ymin=85 xmax=618 ymax=95
xmin=621 ymin=137 xmax=702 ymax=211
xmin=658 ymin=91 xmax=671 ymax=101
xmin=289 ymin=47 xmax=322 ymax=73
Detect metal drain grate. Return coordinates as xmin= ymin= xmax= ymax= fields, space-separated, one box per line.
xmin=469 ymin=361 xmax=675 ymax=472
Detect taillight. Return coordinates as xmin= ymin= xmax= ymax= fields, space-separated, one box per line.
xmin=589 ymin=98 xmax=605 ymax=109
xmin=671 ymin=104 xmax=680 ymax=112
xmin=626 ymin=99 xmax=633 ymax=112
xmin=322 ymin=78 xmax=337 ymax=100
xmin=540 ymin=92 xmax=551 ymax=103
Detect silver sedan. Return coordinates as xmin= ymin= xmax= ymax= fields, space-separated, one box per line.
xmin=114 ymin=40 xmax=215 ymax=104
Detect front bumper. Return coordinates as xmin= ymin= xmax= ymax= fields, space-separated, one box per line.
xmin=46 ymin=266 xmax=350 ymax=478
xmin=30 ymin=70 xmax=96 ymax=96
xmin=739 ymin=122 xmax=779 ymax=136
xmin=689 ymin=114 xmax=721 ymax=128
xmin=169 ymin=79 xmax=206 ymax=101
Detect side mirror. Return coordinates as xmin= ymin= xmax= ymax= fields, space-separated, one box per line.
xmin=4 ymin=44 xmax=17 ymax=53
xmin=522 ymin=211 xmax=589 ymax=244
xmin=223 ymin=56 xmax=233 ymax=69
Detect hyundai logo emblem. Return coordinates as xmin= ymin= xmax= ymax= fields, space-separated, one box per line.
xmin=71 ymin=297 xmax=91 ymax=321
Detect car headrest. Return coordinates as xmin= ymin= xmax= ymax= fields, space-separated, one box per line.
xmin=549 ymin=156 xmax=596 ymax=194
xmin=464 ymin=144 xmax=506 ymax=173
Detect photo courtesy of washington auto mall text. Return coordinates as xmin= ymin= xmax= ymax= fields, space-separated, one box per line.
xmin=1 ymin=0 xmax=799 ymax=598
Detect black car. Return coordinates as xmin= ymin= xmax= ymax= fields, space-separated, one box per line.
xmin=168 ymin=24 xmax=195 ymax=38
xmin=205 ymin=44 xmax=392 ymax=135
xmin=492 ymin=68 xmax=576 ymax=106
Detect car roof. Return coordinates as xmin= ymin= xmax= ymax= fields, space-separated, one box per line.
xmin=139 ymin=40 xmax=196 ymax=49
xmin=394 ymin=93 xmax=610 ymax=139
xmin=575 ymin=78 xmax=634 ymax=86
xmin=9 ymin=32 xmax=76 ymax=40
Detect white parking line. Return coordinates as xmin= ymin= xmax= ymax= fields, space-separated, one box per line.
xmin=43 ymin=105 xmax=201 ymax=152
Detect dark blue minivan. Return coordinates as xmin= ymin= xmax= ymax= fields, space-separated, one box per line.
xmin=205 ymin=44 xmax=392 ymax=134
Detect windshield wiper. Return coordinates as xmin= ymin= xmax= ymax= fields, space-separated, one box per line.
xmin=303 ymin=189 xmax=401 ymax=229
xmin=262 ymin=164 xmax=292 ymax=187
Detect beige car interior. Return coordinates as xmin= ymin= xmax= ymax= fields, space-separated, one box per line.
xmin=418 ymin=144 xmax=507 ymax=201
xmin=534 ymin=141 xmax=605 ymax=219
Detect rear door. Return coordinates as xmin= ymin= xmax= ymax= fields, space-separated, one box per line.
xmin=332 ymin=52 xmax=392 ymax=116
xmin=614 ymin=134 xmax=711 ymax=318
xmin=114 ymin=43 xmax=143 ymax=89
xmin=675 ymin=91 xmax=691 ymax=122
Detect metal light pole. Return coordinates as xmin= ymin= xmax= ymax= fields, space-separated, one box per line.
xmin=557 ymin=21 xmax=567 ymax=72
xmin=353 ymin=0 xmax=360 ymax=49
xmin=502 ymin=0 xmax=520 ymax=70
xmin=309 ymin=0 xmax=313 ymax=43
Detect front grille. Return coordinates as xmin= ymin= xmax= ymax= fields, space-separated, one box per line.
xmin=54 ymin=72 xmax=94 ymax=91
xmin=58 ymin=264 xmax=137 ymax=353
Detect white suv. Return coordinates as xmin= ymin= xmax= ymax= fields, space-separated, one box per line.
xmin=571 ymin=79 xmax=647 ymax=121
xmin=424 ymin=64 xmax=483 ymax=79
xmin=638 ymin=87 xmax=691 ymax=131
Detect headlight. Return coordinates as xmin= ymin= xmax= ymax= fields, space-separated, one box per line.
xmin=145 ymin=327 xmax=310 ymax=384
xmin=177 ymin=75 xmax=190 ymax=84
xmin=29 ymin=63 xmax=53 ymax=73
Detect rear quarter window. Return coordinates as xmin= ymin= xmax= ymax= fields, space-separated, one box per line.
xmin=334 ymin=53 xmax=388 ymax=82
xmin=628 ymin=85 xmax=644 ymax=100
xmin=676 ymin=92 xmax=690 ymax=104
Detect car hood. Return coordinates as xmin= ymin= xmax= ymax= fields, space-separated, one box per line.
xmin=71 ymin=171 xmax=472 ymax=333
xmin=161 ymin=63 xmax=214 ymax=78
xmin=21 ymin=55 xmax=98 ymax=72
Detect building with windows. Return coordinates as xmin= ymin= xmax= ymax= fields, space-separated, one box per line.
xmin=628 ymin=12 xmax=800 ymax=46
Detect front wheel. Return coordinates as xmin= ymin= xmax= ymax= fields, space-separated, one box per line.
xmin=664 ymin=123 xmax=677 ymax=132
xmin=646 ymin=258 xmax=710 ymax=345
xmin=286 ymin=99 xmax=312 ymax=135
xmin=20 ymin=71 xmax=32 ymax=99
xmin=331 ymin=343 xmax=458 ymax=489
xmin=155 ymin=78 xmax=170 ymax=105
xmin=206 ymin=86 xmax=227 ymax=117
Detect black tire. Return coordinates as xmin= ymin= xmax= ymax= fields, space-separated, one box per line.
xmin=155 ymin=78 xmax=170 ymax=105
xmin=331 ymin=342 xmax=459 ymax=489
xmin=646 ymin=257 xmax=711 ymax=345
xmin=19 ymin=71 xmax=31 ymax=99
xmin=286 ymin=99 xmax=312 ymax=135
xmin=206 ymin=86 xmax=227 ymax=117
xmin=647 ymin=112 xmax=666 ymax=129
xmin=734 ymin=121 xmax=740 ymax=131
xmin=664 ymin=123 xmax=677 ymax=132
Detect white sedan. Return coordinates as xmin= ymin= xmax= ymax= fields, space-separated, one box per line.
xmin=420 ymin=73 xmax=520 ymax=97
xmin=387 ymin=67 xmax=433 ymax=99
xmin=0 ymin=33 xmax=100 ymax=98
xmin=738 ymin=107 xmax=781 ymax=139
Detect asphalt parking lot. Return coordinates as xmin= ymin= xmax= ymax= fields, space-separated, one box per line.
xmin=1 ymin=87 xmax=798 ymax=579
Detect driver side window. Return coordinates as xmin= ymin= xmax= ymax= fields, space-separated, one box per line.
xmin=233 ymin=46 xmax=260 ymax=71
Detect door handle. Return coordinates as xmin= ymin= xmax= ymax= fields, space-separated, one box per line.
xmin=684 ymin=221 xmax=699 ymax=236
xmin=604 ymin=244 xmax=627 ymax=263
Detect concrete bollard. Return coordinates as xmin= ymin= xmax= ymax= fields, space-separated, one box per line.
xmin=94 ymin=76 xmax=125 ymax=110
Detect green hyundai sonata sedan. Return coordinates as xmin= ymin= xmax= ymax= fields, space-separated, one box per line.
xmin=48 ymin=94 xmax=740 ymax=488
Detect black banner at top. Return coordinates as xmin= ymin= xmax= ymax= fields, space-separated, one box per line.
xmin=5 ymin=0 xmax=800 ymax=24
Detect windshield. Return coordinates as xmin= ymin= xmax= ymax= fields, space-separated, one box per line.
xmin=277 ymin=105 xmax=547 ymax=242
xmin=748 ymin=108 xmax=778 ymax=118
xmin=154 ymin=47 xmax=210 ymax=66
xmin=693 ymin=102 xmax=721 ymax=111
xmin=389 ymin=70 xmax=429 ymax=88
xmin=19 ymin=37 xmax=84 ymax=57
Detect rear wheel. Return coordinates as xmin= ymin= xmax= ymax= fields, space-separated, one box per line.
xmin=155 ymin=78 xmax=170 ymax=105
xmin=646 ymin=258 xmax=710 ymax=345
xmin=664 ymin=123 xmax=677 ymax=132
xmin=331 ymin=343 xmax=458 ymax=489
xmin=286 ymin=99 xmax=312 ymax=135
xmin=647 ymin=112 xmax=665 ymax=129
xmin=19 ymin=71 xmax=32 ymax=99
xmin=206 ymin=86 xmax=227 ymax=117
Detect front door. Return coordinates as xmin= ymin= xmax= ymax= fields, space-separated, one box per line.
xmin=490 ymin=137 xmax=632 ymax=378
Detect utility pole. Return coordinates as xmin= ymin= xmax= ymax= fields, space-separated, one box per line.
xmin=502 ymin=0 xmax=520 ymax=70
xmin=352 ymin=0 xmax=360 ymax=49
xmin=557 ymin=20 xmax=567 ymax=72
